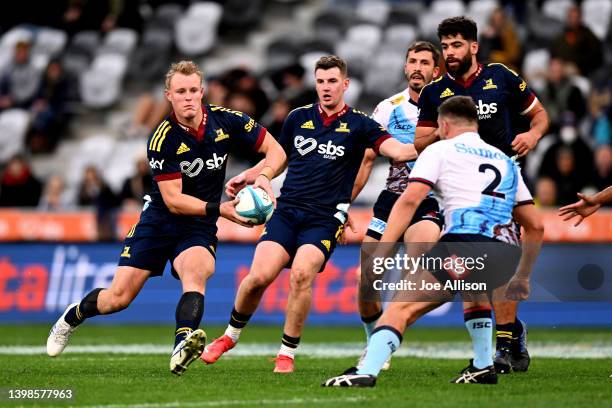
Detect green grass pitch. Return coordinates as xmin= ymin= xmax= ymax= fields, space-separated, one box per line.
xmin=1 ymin=325 xmax=611 ymax=408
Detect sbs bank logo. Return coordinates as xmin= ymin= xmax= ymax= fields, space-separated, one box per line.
xmin=180 ymin=153 xmax=227 ymax=177
xmin=294 ymin=136 xmax=345 ymax=160
xmin=476 ymin=100 xmax=497 ymax=119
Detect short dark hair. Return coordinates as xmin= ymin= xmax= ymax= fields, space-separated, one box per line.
xmin=405 ymin=41 xmax=440 ymax=67
xmin=437 ymin=16 xmax=478 ymax=41
xmin=315 ymin=55 xmax=348 ymax=77
xmin=438 ymin=96 xmax=478 ymax=123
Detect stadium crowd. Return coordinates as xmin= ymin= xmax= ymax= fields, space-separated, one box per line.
xmin=0 ymin=0 xmax=610 ymax=228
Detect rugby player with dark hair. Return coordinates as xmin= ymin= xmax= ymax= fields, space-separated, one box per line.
xmin=414 ymin=16 xmax=549 ymax=374
xmin=323 ymin=95 xmax=543 ymax=387
xmin=350 ymin=40 xmax=443 ymax=371
xmin=201 ymin=55 xmax=422 ymax=373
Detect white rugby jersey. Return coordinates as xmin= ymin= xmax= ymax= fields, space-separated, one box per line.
xmin=372 ymin=89 xmax=419 ymax=194
xmin=408 ymin=132 xmax=533 ymax=244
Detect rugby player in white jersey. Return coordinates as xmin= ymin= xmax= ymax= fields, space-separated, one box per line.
xmin=350 ymin=41 xmax=442 ymax=370
xmin=323 ymin=96 xmax=544 ymax=386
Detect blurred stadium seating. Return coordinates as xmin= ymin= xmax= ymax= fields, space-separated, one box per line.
xmin=0 ymin=0 xmax=609 ymax=242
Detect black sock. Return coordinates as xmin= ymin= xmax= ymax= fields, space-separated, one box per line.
xmin=64 ymin=288 xmax=102 ymax=327
xmin=281 ymin=333 xmax=300 ymax=349
xmin=512 ymin=317 xmax=524 ymax=338
xmin=229 ymin=307 xmax=252 ymax=329
xmin=174 ymin=292 xmax=204 ymax=347
xmin=495 ymin=322 xmax=514 ymax=351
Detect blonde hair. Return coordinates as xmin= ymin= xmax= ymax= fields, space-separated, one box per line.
xmin=164 ymin=60 xmax=203 ymax=90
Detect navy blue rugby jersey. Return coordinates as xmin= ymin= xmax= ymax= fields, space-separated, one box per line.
xmin=417 ymin=63 xmax=537 ymax=157
xmin=277 ymin=103 xmax=391 ymax=213
xmin=146 ymin=104 xmax=266 ymax=226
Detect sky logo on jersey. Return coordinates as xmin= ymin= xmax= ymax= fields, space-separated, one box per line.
xmin=149 ymin=158 xmax=164 ymax=170
xmin=476 ymin=100 xmax=497 ymax=119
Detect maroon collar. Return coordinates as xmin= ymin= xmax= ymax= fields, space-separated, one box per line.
xmin=446 ymin=63 xmax=483 ymax=88
xmin=318 ymin=103 xmax=350 ymax=127
xmin=171 ymin=104 xmax=208 ymax=141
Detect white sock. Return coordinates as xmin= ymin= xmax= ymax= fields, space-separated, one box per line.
xmin=224 ymin=325 xmax=241 ymax=343
xmin=278 ymin=344 xmax=296 ymax=359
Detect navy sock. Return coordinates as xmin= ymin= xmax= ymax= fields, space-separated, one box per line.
xmin=64 ymin=288 xmax=102 ymax=327
xmin=174 ymin=292 xmax=204 ymax=347
xmin=496 ymin=322 xmax=514 ymax=351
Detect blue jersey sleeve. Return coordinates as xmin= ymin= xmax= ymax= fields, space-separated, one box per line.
xmin=147 ymin=120 xmax=182 ymax=182
xmin=417 ymin=84 xmax=438 ymax=128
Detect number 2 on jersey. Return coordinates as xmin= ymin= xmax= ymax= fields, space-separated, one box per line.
xmin=479 ymin=163 xmax=506 ymax=199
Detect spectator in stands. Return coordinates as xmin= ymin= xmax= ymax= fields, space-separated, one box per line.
xmin=278 ymin=64 xmax=318 ymax=110
xmin=479 ymin=7 xmax=521 ymax=69
xmin=124 ymin=84 xmax=171 ymax=139
xmin=535 ymin=176 xmax=557 ymax=207
xmin=205 ymin=77 xmax=229 ymax=106
xmin=589 ymin=72 xmax=611 ymax=146
xmin=38 ymin=174 xmax=72 ymax=211
xmin=537 ymin=57 xmax=587 ymax=134
xmin=550 ymin=146 xmax=587 ymax=205
xmin=549 ymin=5 xmax=603 ymax=77
xmin=28 ymin=60 xmax=71 ymax=153
xmin=78 ymin=165 xmax=120 ymax=241
xmin=262 ymin=98 xmax=291 ymax=139
xmin=226 ymin=92 xmax=257 ymax=119
xmin=61 ymin=0 xmax=142 ymax=36
xmin=220 ymin=68 xmax=269 ymax=120
xmin=592 ymin=144 xmax=612 ymax=196
xmin=0 ymin=154 xmax=42 ymax=207
xmin=119 ymin=157 xmax=152 ymax=209
xmin=0 ymin=40 xmax=41 ymax=111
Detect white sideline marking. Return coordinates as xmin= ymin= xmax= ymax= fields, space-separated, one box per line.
xmin=2 ymin=342 xmax=612 ymax=358
xmin=65 ymin=396 xmax=372 ymax=408
xmin=0 ymin=342 xmax=612 ymax=359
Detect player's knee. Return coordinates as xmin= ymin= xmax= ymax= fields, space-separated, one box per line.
xmin=289 ymin=265 xmax=316 ymax=291
xmin=247 ymin=272 xmax=274 ymax=291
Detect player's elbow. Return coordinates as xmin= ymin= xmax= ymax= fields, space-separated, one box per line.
xmin=162 ymin=195 xmax=183 ymax=215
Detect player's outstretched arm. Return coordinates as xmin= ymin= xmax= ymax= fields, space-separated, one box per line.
xmin=380 ymin=182 xmax=430 ymax=243
xmin=378 ymin=138 xmax=418 ymax=163
xmin=351 ymin=148 xmax=377 ymax=202
xmin=558 ymin=187 xmax=611 ymax=226
xmin=506 ymin=204 xmax=544 ymax=300
xmin=511 ymin=100 xmax=549 ymax=157
xmin=414 ymin=126 xmax=439 ymax=154
xmin=158 ymin=178 xmax=252 ymax=227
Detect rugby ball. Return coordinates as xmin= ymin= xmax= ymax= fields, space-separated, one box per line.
xmin=235 ymin=186 xmax=274 ymax=225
